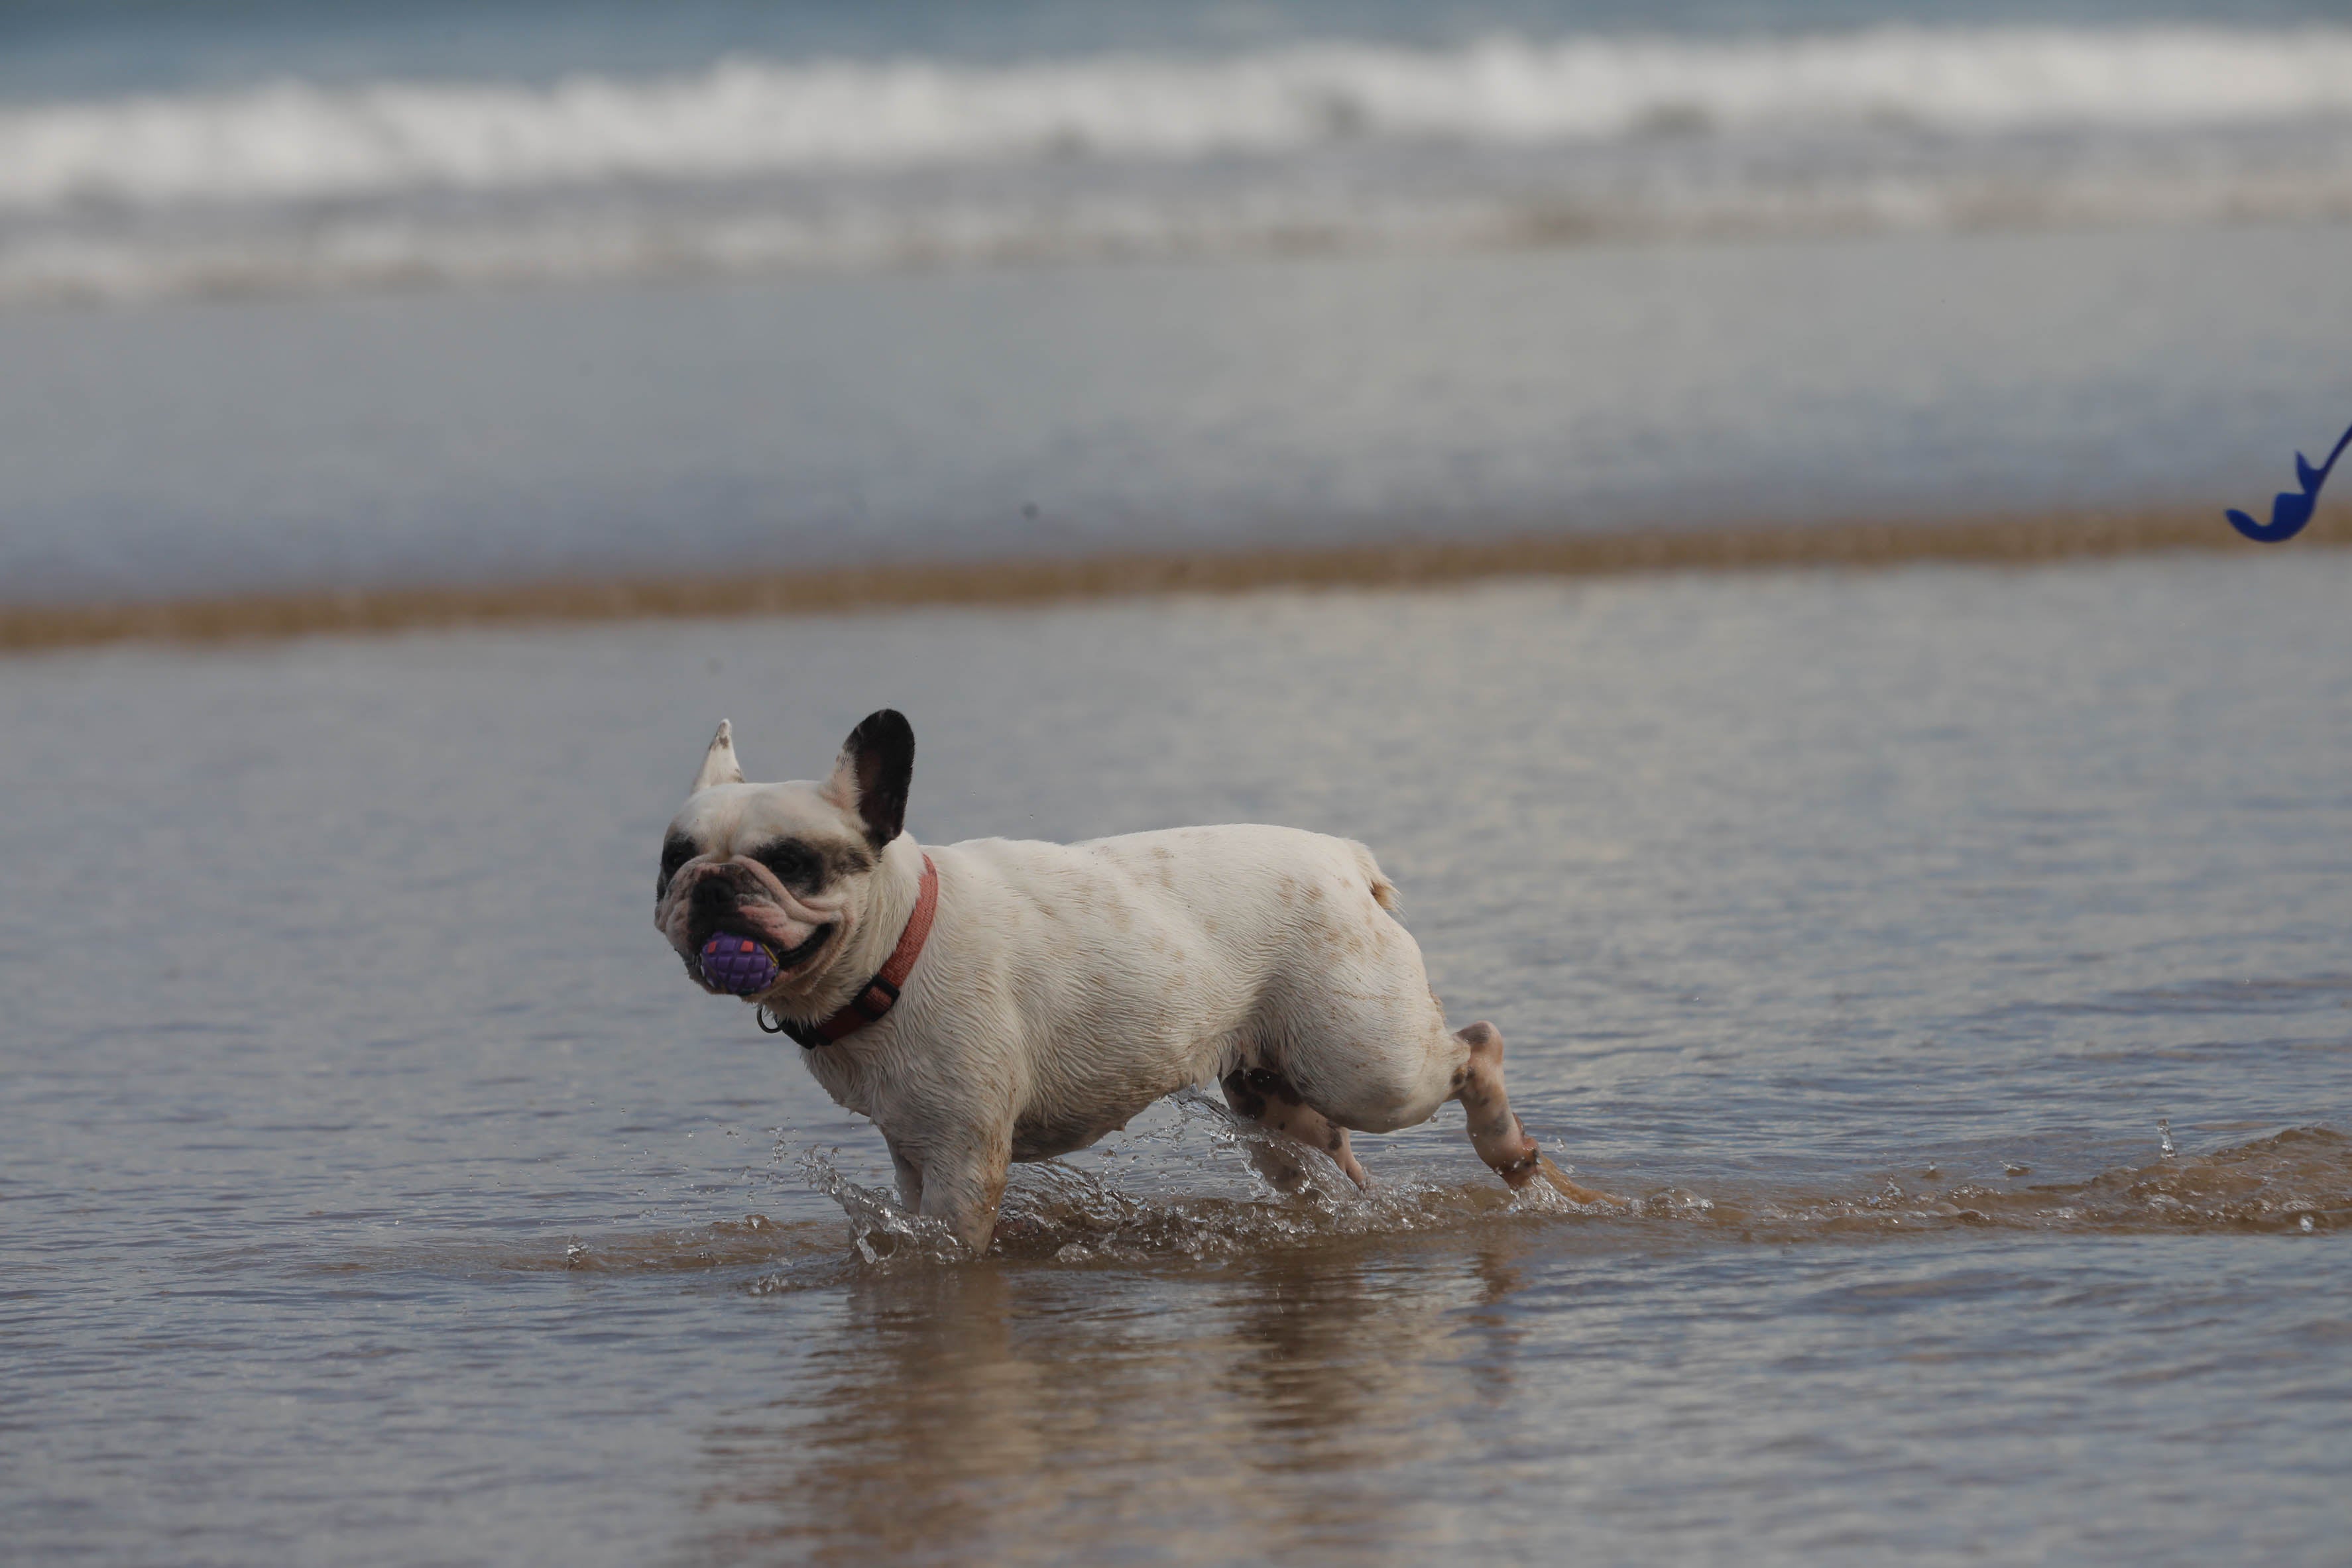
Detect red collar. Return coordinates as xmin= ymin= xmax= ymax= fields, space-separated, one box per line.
xmin=768 ymin=853 xmax=938 ymax=1050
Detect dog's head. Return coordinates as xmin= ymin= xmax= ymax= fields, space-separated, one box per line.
xmin=654 ymin=709 xmax=915 ymax=1005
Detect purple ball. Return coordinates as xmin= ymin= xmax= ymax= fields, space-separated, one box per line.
xmin=699 ymin=931 xmax=780 ymax=995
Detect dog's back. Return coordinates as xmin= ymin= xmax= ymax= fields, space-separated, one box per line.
xmin=902 ymin=824 xmax=1447 ymax=1156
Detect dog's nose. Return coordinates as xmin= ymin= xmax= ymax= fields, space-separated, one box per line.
xmin=689 ymin=875 xmax=736 ymax=913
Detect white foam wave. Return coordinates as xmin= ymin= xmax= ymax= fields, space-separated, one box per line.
xmin=7 ymin=26 xmax=2352 ymax=211
xmin=8 ymin=27 xmax=2352 ymax=302
xmin=7 ymin=142 xmax=2351 ymax=305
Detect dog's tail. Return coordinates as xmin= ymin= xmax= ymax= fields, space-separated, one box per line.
xmin=1350 ymin=841 xmax=1403 ymax=913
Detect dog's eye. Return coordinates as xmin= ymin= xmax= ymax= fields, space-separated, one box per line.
xmin=750 ymin=838 xmax=823 ymax=893
xmin=657 ymin=834 xmax=698 ymax=897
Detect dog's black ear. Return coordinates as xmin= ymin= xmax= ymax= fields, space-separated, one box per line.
xmin=827 ymin=710 xmax=914 ymax=847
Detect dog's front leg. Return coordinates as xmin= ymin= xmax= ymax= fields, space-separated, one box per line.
xmin=885 ymin=1137 xmax=923 ymax=1211
xmin=917 ymin=1121 xmax=1013 ymax=1258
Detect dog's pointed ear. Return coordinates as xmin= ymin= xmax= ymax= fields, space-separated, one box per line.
xmin=822 ymin=709 xmax=915 ymax=846
xmin=689 ymin=719 xmax=745 ymax=795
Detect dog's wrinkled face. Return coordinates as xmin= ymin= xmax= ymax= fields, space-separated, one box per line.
xmin=655 ymin=710 xmax=915 ymax=1004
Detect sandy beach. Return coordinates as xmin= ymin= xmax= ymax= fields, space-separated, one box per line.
xmin=1 ymin=502 xmax=2343 ymax=654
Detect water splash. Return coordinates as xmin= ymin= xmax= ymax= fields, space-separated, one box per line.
xmin=793 ymin=1090 xmax=1598 ymax=1268
xmin=324 ymin=1125 xmax=2348 ymax=1288
xmin=796 ymin=1145 xmax=970 ymax=1266
xmin=788 ymin=1123 xmax=2349 ymax=1266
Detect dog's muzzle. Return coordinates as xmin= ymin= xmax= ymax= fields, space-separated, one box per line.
xmin=676 ymin=871 xmax=834 ymax=995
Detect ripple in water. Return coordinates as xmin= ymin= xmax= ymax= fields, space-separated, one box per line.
xmin=786 ymin=1093 xmax=2351 ymax=1272
xmin=396 ymin=1121 xmax=2348 ymax=1286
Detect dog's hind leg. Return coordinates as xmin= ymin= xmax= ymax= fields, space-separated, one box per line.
xmin=1220 ymin=1067 xmax=1370 ymax=1192
xmin=1451 ymin=1023 xmax=1624 ymax=1206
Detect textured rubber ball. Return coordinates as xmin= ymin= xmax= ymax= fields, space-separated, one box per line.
xmin=699 ymin=932 xmax=780 ymax=995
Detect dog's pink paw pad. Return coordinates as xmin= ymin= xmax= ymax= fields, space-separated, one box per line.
xmin=699 ymin=932 xmax=780 ymax=995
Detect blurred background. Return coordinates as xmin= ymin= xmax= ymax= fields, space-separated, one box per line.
xmin=2 ymin=0 xmax=2350 ymax=609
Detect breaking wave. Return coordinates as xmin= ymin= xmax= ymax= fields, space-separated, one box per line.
xmin=7 ymin=25 xmax=2352 ymax=302
xmin=11 ymin=28 xmax=2352 ymax=208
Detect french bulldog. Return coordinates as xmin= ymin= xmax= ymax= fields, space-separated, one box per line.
xmin=655 ymin=710 xmax=1617 ymax=1255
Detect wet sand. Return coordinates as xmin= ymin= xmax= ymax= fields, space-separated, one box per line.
xmin=5 ymin=551 xmax=2349 ymax=1563
xmin=3 ymin=504 xmax=2339 ymax=653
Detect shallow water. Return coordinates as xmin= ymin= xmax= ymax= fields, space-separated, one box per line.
xmin=5 ymin=552 xmax=2351 ymax=1562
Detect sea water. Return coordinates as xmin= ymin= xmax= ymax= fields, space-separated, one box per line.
xmin=1 ymin=0 xmax=2351 ymax=602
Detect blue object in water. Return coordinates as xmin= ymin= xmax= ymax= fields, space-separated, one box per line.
xmin=2227 ymin=419 xmax=2352 ymax=543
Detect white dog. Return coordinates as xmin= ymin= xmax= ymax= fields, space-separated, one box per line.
xmin=656 ymin=710 xmax=1615 ymax=1255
